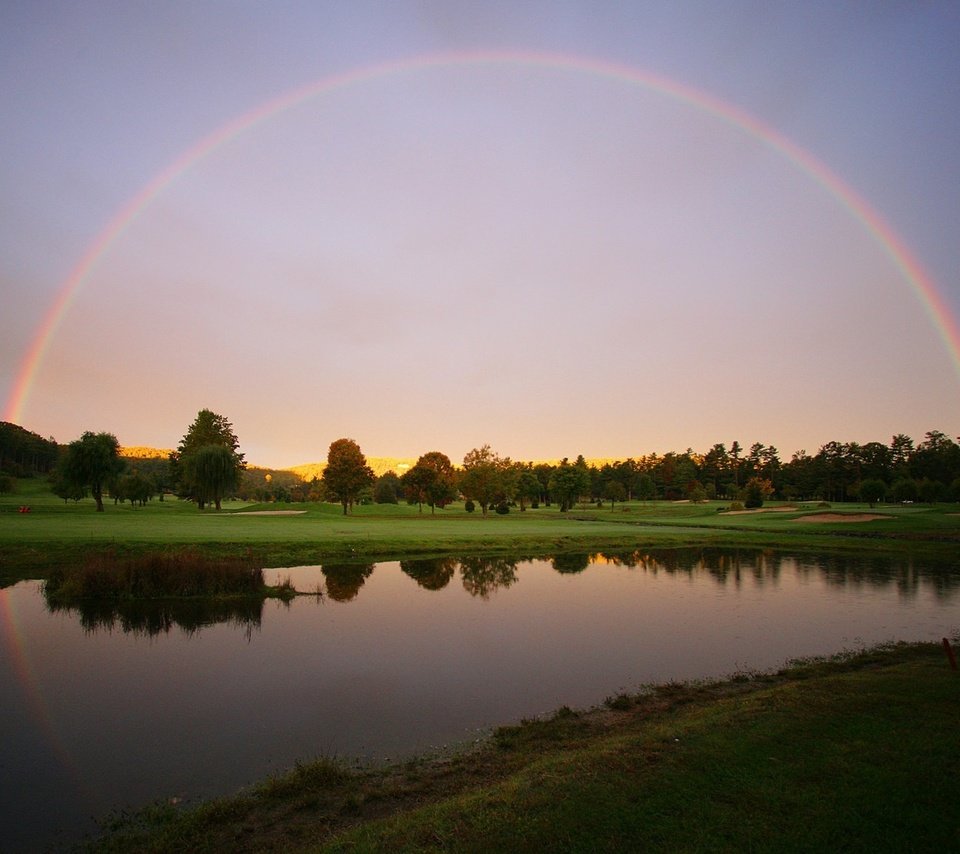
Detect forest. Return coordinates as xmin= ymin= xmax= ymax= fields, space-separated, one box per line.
xmin=1 ymin=417 xmax=958 ymax=510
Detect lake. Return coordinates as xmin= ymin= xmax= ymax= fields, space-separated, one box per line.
xmin=1 ymin=547 xmax=957 ymax=851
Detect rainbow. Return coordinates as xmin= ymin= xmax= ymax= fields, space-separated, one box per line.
xmin=5 ymin=48 xmax=960 ymax=422
xmin=0 ymin=587 xmax=93 ymax=804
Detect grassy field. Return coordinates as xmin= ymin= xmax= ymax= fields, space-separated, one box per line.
xmin=2 ymin=477 xmax=958 ymax=584
xmin=88 ymin=641 xmax=960 ymax=852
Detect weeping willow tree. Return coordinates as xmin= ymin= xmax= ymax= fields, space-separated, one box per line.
xmin=59 ymin=431 xmax=124 ymax=512
xmin=173 ymin=409 xmax=245 ymax=510
xmin=180 ymin=444 xmax=241 ymax=510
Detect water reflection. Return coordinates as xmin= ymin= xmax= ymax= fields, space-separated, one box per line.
xmin=551 ymin=553 xmax=591 ymax=574
xmin=459 ymin=556 xmax=518 ymax=599
xmin=400 ymin=557 xmax=457 ymax=590
xmin=44 ymin=595 xmax=265 ymax=637
xmin=593 ymin=547 xmax=957 ymax=600
xmin=321 ymin=563 xmax=375 ymax=602
xmin=10 ymin=547 xmax=958 ymax=853
xmin=43 ymin=550 xmax=959 ymax=637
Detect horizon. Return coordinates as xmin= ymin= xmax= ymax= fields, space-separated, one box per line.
xmin=11 ymin=422 xmax=952 ymax=474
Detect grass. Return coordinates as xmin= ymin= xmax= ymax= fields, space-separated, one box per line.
xmin=86 ymin=640 xmax=960 ymax=852
xmin=3 ymin=478 xmax=958 ymax=585
xmin=43 ymin=549 xmax=269 ymax=600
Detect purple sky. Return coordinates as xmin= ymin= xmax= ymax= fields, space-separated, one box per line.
xmin=2 ymin=2 xmax=959 ymax=467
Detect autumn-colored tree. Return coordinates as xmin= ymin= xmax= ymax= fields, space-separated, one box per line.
xmin=459 ymin=445 xmax=512 ymax=516
xmin=402 ymin=451 xmax=457 ymax=513
xmin=322 ymin=438 xmax=374 ymax=515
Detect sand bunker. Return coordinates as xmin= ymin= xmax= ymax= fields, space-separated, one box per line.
xmin=793 ymin=513 xmax=889 ymax=523
xmin=229 ymin=510 xmax=307 ymax=516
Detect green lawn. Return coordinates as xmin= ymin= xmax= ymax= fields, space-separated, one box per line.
xmin=2 ymin=477 xmax=958 ymax=584
xmin=88 ymin=641 xmax=960 ymax=853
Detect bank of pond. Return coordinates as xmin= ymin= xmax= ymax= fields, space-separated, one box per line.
xmin=1 ymin=547 xmax=957 ymax=851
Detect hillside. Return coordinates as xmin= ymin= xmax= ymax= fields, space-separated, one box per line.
xmin=289 ymin=457 xmax=416 ymax=481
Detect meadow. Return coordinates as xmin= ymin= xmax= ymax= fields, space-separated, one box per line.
xmin=2 ymin=477 xmax=958 ymax=585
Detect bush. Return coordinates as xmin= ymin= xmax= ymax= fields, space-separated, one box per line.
xmin=464 ymin=500 xmax=475 ymax=513
xmin=744 ymin=477 xmax=766 ymax=509
xmin=728 ymin=501 xmax=744 ymax=511
xmin=495 ymin=502 xmax=510 ymax=515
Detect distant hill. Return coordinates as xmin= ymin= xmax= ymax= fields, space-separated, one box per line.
xmin=120 ymin=446 xmax=174 ymax=460
xmin=289 ymin=457 xmax=416 ymax=481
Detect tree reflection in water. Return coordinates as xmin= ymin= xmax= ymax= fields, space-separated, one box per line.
xmin=594 ymin=547 xmax=958 ymax=600
xmin=399 ymin=557 xmax=457 ymax=591
xmin=551 ymin=553 xmax=591 ymax=574
xmin=44 ymin=595 xmax=265 ymax=638
xmin=47 ymin=550 xmax=955 ymax=632
xmin=459 ymin=556 xmax=518 ymax=599
xmin=321 ymin=563 xmax=375 ymax=602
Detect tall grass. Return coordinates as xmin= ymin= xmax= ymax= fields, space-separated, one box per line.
xmin=44 ymin=549 xmax=264 ymax=600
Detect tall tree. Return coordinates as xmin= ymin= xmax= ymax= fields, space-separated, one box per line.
xmin=729 ymin=440 xmax=743 ymax=487
xmin=322 ymin=438 xmax=374 ymax=515
xmin=174 ymin=409 xmax=245 ymax=509
xmin=60 ymin=431 xmax=124 ymax=512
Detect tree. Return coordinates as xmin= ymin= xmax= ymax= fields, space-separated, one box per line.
xmin=181 ymin=445 xmax=240 ymax=511
xmin=744 ymin=477 xmax=772 ymax=509
xmin=401 ymin=452 xmax=458 ymax=513
xmin=729 ymin=440 xmax=743 ymax=487
xmin=891 ymin=477 xmax=917 ymax=503
xmin=322 ymin=438 xmax=374 ymax=515
xmin=174 ymin=409 xmax=245 ymax=509
xmin=859 ymin=478 xmax=887 ymax=508
xmin=459 ymin=445 xmax=511 ymax=517
xmin=60 ymin=431 xmax=124 ymax=512
xmin=603 ymin=479 xmax=626 ymax=509
xmin=374 ymin=471 xmax=400 ymax=504
xmin=635 ymin=473 xmax=656 ymax=501
xmin=514 ymin=466 xmax=542 ymax=511
xmin=532 ymin=463 xmax=554 ymax=505
xmin=0 ymin=421 xmax=59 ymax=476
xmin=549 ymin=457 xmax=590 ymax=512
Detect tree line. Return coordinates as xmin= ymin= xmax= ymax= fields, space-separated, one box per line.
xmin=3 ymin=413 xmax=958 ymax=511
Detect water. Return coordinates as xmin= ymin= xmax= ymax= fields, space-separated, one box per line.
xmin=1 ymin=548 xmax=957 ymax=851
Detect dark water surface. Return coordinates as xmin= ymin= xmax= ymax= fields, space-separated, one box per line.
xmin=1 ymin=548 xmax=957 ymax=851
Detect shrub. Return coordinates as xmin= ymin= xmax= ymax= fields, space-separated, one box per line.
xmin=728 ymin=501 xmax=744 ymax=511
xmin=464 ymin=500 xmax=475 ymax=513
xmin=495 ymin=502 xmax=510 ymax=515
xmin=44 ymin=550 xmax=264 ymax=600
xmin=744 ymin=477 xmax=768 ymax=509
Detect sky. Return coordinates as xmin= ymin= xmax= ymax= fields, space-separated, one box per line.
xmin=2 ymin=1 xmax=959 ymax=468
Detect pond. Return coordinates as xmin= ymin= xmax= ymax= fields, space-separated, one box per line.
xmin=1 ymin=547 xmax=957 ymax=851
